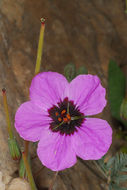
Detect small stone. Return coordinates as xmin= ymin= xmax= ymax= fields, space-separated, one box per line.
xmin=7 ymin=178 xmax=31 ymax=190
xmin=0 ymin=172 xmax=5 ymax=190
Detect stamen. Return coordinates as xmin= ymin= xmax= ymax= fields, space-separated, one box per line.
xmin=52 ymin=121 xmax=64 ymax=131
xmin=66 ymin=114 xmax=71 ymax=120
xmin=55 ymin=112 xmax=59 ymax=116
xmin=48 ymin=97 xmax=84 ymax=135
xmin=71 ymin=115 xmax=85 ymax=121
xmin=67 ymin=102 xmax=69 ymax=114
xmin=61 ymin=110 xmax=66 ymax=115
xmin=58 ymin=117 xmax=62 ymax=122
xmin=63 ymin=117 xmax=68 ymax=122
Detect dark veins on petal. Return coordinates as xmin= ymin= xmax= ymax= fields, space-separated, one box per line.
xmin=48 ymin=97 xmax=84 ymax=135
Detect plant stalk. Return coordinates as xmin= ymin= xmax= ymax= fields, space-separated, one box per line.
xmin=2 ymin=88 xmax=14 ymax=139
xmin=22 ymin=152 xmax=38 ymax=190
xmin=125 ymin=0 xmax=127 ymax=13
xmin=35 ymin=18 xmax=45 ymax=75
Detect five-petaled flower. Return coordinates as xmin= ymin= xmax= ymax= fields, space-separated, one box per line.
xmin=15 ymin=72 xmax=112 ymax=171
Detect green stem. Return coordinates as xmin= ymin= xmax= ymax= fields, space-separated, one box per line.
xmin=2 ymin=88 xmax=14 ymax=139
xmin=35 ymin=18 xmax=45 ymax=75
xmin=24 ymin=140 xmax=29 ymax=158
xmin=23 ymin=18 xmax=46 ymax=183
xmin=125 ymin=66 xmax=127 ymax=98
xmin=22 ymin=152 xmax=38 ymax=190
xmin=125 ymin=0 xmax=127 ymax=13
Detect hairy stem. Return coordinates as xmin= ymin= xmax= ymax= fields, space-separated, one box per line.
xmin=35 ymin=18 xmax=45 ymax=75
xmin=22 ymin=152 xmax=38 ymax=190
xmin=24 ymin=141 xmax=29 ymax=158
xmin=125 ymin=0 xmax=127 ymax=13
xmin=2 ymin=88 xmax=14 ymax=139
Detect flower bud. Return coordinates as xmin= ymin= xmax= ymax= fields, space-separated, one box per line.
xmin=8 ymin=138 xmax=21 ymax=160
xmin=120 ymin=98 xmax=127 ymax=121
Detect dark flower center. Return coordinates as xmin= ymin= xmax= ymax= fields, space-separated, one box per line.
xmin=48 ymin=97 xmax=84 ymax=135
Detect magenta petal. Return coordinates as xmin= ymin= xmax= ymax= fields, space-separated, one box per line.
xmin=15 ymin=101 xmax=50 ymax=142
xmin=30 ymin=72 xmax=69 ymax=110
xmin=37 ymin=129 xmax=77 ymax=171
xmin=72 ymin=118 xmax=112 ymax=160
xmin=68 ymin=75 xmax=106 ymax=115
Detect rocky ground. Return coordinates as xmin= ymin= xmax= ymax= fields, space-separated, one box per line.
xmin=0 ymin=0 xmax=127 ymax=189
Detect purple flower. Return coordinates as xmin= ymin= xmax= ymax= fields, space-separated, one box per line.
xmin=15 ymin=72 xmax=112 ymax=171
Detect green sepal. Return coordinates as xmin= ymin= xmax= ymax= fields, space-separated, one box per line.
xmin=76 ymin=66 xmax=88 ymax=75
xmin=19 ymin=155 xmax=31 ymax=179
xmin=64 ymin=63 xmax=76 ymax=82
xmin=8 ymin=138 xmax=21 ymax=160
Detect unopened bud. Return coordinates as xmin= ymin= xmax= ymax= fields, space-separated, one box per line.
xmin=120 ymin=98 xmax=127 ymax=120
xmin=76 ymin=66 xmax=88 ymax=75
xmin=8 ymin=138 xmax=21 ymax=160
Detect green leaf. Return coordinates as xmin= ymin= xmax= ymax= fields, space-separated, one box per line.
xmin=121 ymin=167 xmax=127 ymax=172
xmin=64 ymin=63 xmax=76 ymax=82
xmin=76 ymin=66 xmax=88 ymax=75
xmin=116 ymin=175 xmax=127 ymax=182
xmin=112 ymin=184 xmax=127 ymax=190
xmin=107 ymin=157 xmax=115 ymax=168
xmin=120 ymin=98 xmax=127 ymax=120
xmin=108 ymin=60 xmax=127 ymax=128
xmin=97 ymin=156 xmax=107 ymax=172
xmin=109 ymin=183 xmax=113 ymax=190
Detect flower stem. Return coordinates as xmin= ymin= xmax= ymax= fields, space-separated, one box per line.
xmin=2 ymin=88 xmax=14 ymax=139
xmin=24 ymin=140 xmax=29 ymax=158
xmin=22 ymin=152 xmax=38 ymax=190
xmin=35 ymin=18 xmax=45 ymax=75
xmin=49 ymin=171 xmax=58 ymax=190
xmin=125 ymin=0 xmax=127 ymax=13
xmin=23 ymin=18 xmax=46 ymax=184
xmin=125 ymin=65 xmax=127 ymax=98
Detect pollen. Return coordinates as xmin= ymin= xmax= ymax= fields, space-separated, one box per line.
xmin=63 ymin=117 xmax=68 ymax=122
xmin=58 ymin=117 xmax=62 ymax=122
xmin=61 ymin=109 xmax=66 ymax=115
xmin=66 ymin=113 xmax=71 ymax=120
xmin=55 ymin=112 xmax=59 ymax=116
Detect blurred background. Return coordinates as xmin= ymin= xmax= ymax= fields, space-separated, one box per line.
xmin=0 ymin=0 xmax=127 ymax=190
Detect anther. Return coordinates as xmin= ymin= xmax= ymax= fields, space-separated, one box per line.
xmin=58 ymin=117 xmax=62 ymax=122
xmin=61 ymin=109 xmax=66 ymax=115
xmin=63 ymin=117 xmax=68 ymax=122
xmin=66 ymin=113 xmax=71 ymax=120
xmin=55 ymin=112 xmax=59 ymax=116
